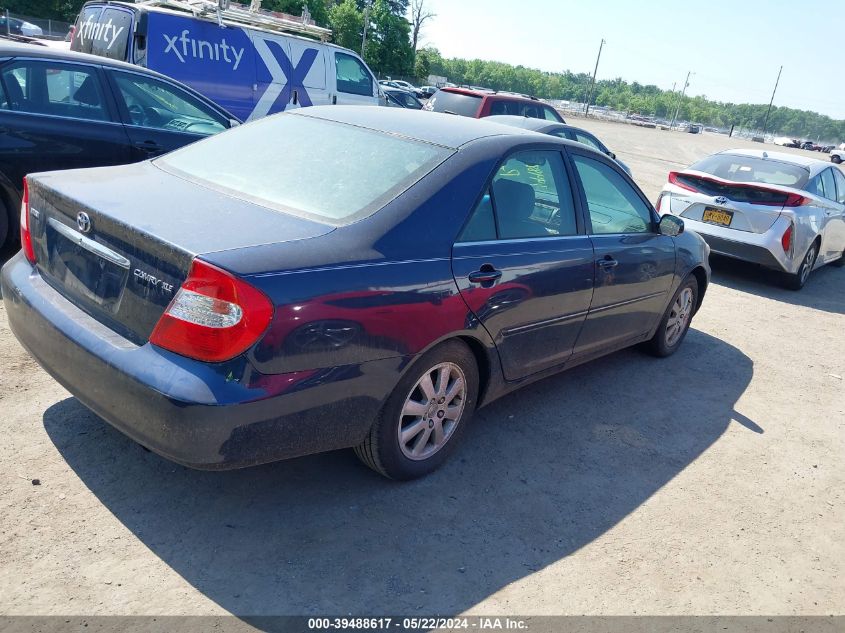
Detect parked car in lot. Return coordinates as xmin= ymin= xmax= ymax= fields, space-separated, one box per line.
xmin=423 ymin=87 xmax=565 ymax=122
xmin=0 ymin=41 xmax=238 ymax=250
xmin=0 ymin=16 xmax=43 ymax=37
xmin=382 ymin=86 xmax=423 ymax=109
xmin=418 ymin=85 xmax=437 ymax=98
xmin=379 ymin=79 xmax=423 ymax=98
xmin=485 ymin=115 xmax=632 ymax=176
xmin=657 ymin=149 xmax=845 ymax=289
xmin=2 ymin=107 xmax=709 ymax=479
xmin=71 ymin=0 xmax=380 ymax=121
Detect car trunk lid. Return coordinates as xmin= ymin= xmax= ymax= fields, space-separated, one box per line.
xmin=666 ymin=170 xmax=806 ymax=233
xmin=26 ymin=162 xmax=333 ymax=345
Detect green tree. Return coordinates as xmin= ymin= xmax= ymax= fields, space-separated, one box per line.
xmin=328 ymin=0 xmax=363 ymax=51
xmin=363 ymin=0 xmax=413 ymax=77
xmin=2 ymin=0 xmax=84 ymax=22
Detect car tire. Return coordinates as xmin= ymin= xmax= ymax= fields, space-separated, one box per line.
xmin=782 ymin=241 xmax=819 ymax=290
xmin=832 ymin=155 xmax=842 ymax=164
xmin=0 ymin=196 xmax=9 ymax=250
xmin=643 ymin=276 xmax=698 ymax=358
xmin=354 ymin=340 xmax=479 ymax=480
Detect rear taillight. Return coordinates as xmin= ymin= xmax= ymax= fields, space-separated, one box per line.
xmin=783 ymin=193 xmax=810 ymax=207
xmin=781 ymin=223 xmax=794 ymax=255
xmin=20 ymin=179 xmax=36 ymax=264
xmin=149 ymin=259 xmax=274 ymax=363
xmin=668 ymin=171 xmax=699 ymax=192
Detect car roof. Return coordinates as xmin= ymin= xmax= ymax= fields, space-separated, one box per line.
xmin=440 ymin=86 xmax=542 ymax=104
xmin=483 ymin=115 xmax=566 ymax=133
xmin=295 ymin=106 xmax=555 ymax=149
xmin=0 ymin=39 xmax=239 ymax=119
xmin=718 ymin=148 xmax=829 ymax=174
xmin=0 ymin=39 xmax=157 ymax=74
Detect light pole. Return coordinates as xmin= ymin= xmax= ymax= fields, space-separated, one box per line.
xmin=762 ymin=65 xmax=783 ymax=136
xmin=584 ymin=38 xmax=605 ymax=117
xmin=670 ymin=71 xmax=693 ymax=130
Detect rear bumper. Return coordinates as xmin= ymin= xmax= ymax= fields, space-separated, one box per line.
xmin=671 ymin=215 xmax=798 ymax=273
xmin=2 ymin=253 xmax=402 ymax=469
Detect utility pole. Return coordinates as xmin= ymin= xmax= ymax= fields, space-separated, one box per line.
xmin=361 ymin=3 xmax=370 ymax=58
xmin=584 ymin=38 xmax=605 ymax=117
xmin=670 ymin=71 xmax=692 ymax=130
xmin=762 ymin=65 xmax=783 ymax=136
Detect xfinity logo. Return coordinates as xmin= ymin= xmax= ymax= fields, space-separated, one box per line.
xmin=133 ymin=268 xmax=174 ymax=295
xmin=162 ymin=30 xmax=245 ymax=71
xmin=77 ymin=14 xmax=125 ymax=50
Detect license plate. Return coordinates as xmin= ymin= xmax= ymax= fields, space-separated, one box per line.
xmin=702 ymin=207 xmax=733 ymax=227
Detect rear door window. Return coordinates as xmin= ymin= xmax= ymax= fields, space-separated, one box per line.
xmin=459 ymin=150 xmax=577 ymax=240
xmin=71 ymin=5 xmax=103 ymax=54
xmin=819 ymin=169 xmax=837 ymax=202
xmin=831 ymin=168 xmax=845 ymax=205
xmin=425 ymin=90 xmax=482 ymax=117
xmin=0 ymin=60 xmax=109 ymax=122
xmin=89 ymin=8 xmax=133 ymax=61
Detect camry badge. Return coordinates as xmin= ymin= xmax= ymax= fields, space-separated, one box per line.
xmin=76 ymin=212 xmax=92 ymax=234
xmin=714 ymin=196 xmax=728 ymax=205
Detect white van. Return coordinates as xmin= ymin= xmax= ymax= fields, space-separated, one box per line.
xmin=70 ymin=0 xmax=381 ymax=121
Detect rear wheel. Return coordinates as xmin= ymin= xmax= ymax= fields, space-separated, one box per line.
xmin=354 ymin=340 xmax=479 ymax=480
xmin=832 ymin=155 xmax=842 ymax=164
xmin=0 ymin=197 xmax=9 ymax=250
xmin=644 ymin=276 xmax=698 ymax=357
xmin=783 ymin=241 xmax=818 ymax=290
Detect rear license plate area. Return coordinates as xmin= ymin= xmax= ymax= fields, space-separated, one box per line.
xmin=45 ymin=219 xmax=129 ymax=313
xmin=702 ymin=207 xmax=734 ymax=227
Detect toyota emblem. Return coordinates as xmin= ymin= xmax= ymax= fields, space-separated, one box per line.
xmin=714 ymin=196 xmax=728 ymax=205
xmin=76 ymin=212 xmax=92 ymax=234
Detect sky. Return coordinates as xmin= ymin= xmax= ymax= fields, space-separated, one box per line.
xmin=418 ymin=0 xmax=844 ymax=120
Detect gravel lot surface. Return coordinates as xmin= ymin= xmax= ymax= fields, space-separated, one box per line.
xmin=0 ymin=119 xmax=843 ymax=617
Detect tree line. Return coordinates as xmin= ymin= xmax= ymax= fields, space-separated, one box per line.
xmin=6 ymin=1 xmax=842 ymax=141
xmin=415 ymin=48 xmax=843 ymax=142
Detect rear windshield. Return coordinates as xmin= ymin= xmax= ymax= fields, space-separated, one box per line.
xmin=425 ymin=90 xmax=482 ymax=117
xmin=72 ymin=5 xmax=132 ymax=61
xmin=156 ymin=114 xmax=453 ymax=225
xmin=690 ymin=154 xmax=809 ymax=188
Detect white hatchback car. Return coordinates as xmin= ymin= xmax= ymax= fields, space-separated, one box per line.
xmin=657 ymin=150 xmax=845 ymax=289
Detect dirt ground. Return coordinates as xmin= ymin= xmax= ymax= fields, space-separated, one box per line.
xmin=0 ymin=119 xmax=843 ymax=618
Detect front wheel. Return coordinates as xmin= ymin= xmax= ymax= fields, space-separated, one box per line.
xmin=354 ymin=340 xmax=479 ymax=480
xmin=782 ymin=242 xmax=818 ymax=290
xmin=832 ymin=155 xmax=842 ymax=164
xmin=644 ymin=276 xmax=698 ymax=357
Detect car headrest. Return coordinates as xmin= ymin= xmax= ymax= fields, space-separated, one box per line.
xmin=73 ymin=76 xmax=99 ymax=106
xmin=5 ymin=74 xmax=24 ymax=107
xmin=493 ymin=178 xmax=535 ymax=221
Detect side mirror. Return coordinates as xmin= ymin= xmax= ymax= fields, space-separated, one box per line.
xmin=659 ymin=214 xmax=684 ymax=237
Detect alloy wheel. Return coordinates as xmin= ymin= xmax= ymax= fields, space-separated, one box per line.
xmin=398 ymin=362 xmax=467 ymax=461
xmin=799 ymin=245 xmax=816 ymax=285
xmin=665 ymin=287 xmax=694 ymax=347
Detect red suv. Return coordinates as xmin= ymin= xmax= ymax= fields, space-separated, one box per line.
xmin=422 ymin=87 xmax=565 ymax=122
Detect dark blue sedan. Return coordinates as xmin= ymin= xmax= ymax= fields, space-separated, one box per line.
xmin=2 ymin=107 xmax=710 ymax=480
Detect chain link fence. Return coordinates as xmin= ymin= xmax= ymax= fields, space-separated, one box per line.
xmin=1 ymin=9 xmax=72 ymax=40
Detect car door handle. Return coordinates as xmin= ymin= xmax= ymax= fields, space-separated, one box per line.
xmin=597 ymin=256 xmax=619 ymax=269
xmin=133 ymin=141 xmax=164 ymax=154
xmin=468 ymin=266 xmax=502 ymax=284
